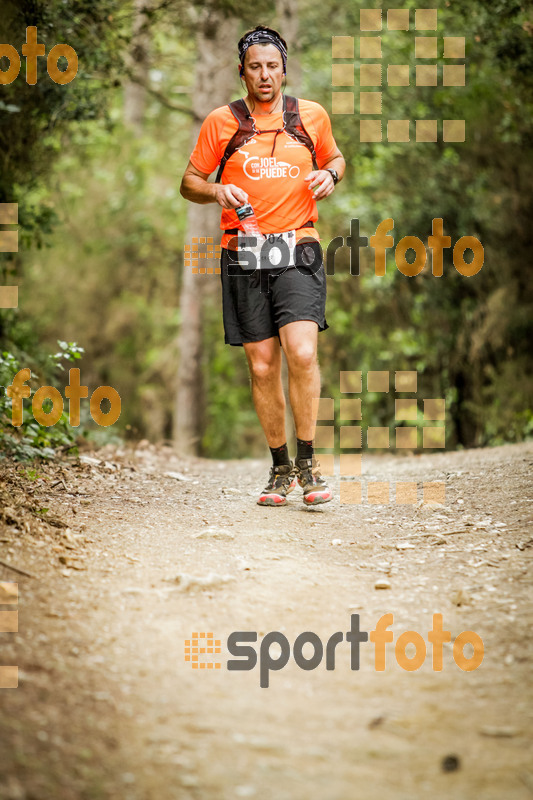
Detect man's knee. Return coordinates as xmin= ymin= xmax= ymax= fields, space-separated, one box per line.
xmin=247 ymin=347 xmax=281 ymax=382
xmin=286 ymin=341 xmax=317 ymax=372
xmin=250 ymin=359 xmax=279 ymax=382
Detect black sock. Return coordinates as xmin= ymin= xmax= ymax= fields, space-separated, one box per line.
xmin=270 ymin=442 xmax=291 ymax=467
xmin=296 ymin=438 xmax=314 ymax=462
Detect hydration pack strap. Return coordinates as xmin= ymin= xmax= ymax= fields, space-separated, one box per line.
xmin=215 ymin=95 xmax=319 ymax=184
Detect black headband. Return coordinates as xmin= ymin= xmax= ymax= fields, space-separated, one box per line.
xmin=239 ymin=30 xmax=287 ymax=72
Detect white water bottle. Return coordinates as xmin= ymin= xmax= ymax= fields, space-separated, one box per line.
xmin=236 ymin=203 xmax=265 ymax=243
xmin=235 ymin=203 xmax=265 ymax=270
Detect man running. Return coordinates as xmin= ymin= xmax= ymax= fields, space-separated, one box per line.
xmin=180 ymin=25 xmax=345 ymax=506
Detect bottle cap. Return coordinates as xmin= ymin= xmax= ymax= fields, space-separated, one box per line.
xmin=235 ymin=203 xmax=254 ymax=221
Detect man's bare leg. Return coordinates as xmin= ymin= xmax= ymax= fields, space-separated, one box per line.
xmin=244 ymin=336 xmax=296 ymax=506
xmin=243 ymin=337 xmax=286 ymax=447
xmin=279 ymin=320 xmax=320 ymax=440
xmin=279 ymin=320 xmax=332 ymax=505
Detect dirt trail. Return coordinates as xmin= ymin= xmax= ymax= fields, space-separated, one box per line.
xmin=0 ymin=442 xmax=532 ymax=800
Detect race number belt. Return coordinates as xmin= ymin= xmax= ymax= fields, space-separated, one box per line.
xmin=238 ymin=229 xmax=295 ymax=270
xmin=225 ymin=220 xmax=314 ymax=271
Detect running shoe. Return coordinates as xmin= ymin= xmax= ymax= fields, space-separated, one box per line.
xmin=295 ymin=457 xmax=333 ymax=506
xmin=257 ymin=463 xmax=296 ymax=506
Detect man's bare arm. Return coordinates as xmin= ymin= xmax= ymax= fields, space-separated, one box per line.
xmin=320 ymin=147 xmax=346 ymax=182
xmin=304 ymin=146 xmax=346 ymax=201
xmin=179 ymin=160 xmax=248 ymax=209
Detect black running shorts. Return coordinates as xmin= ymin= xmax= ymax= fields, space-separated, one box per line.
xmin=220 ymin=240 xmax=328 ymax=346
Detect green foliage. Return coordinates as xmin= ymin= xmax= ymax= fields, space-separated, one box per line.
xmin=20 ymin=126 xmax=186 ymax=440
xmin=17 ymin=467 xmax=42 ymax=481
xmin=0 ymin=0 xmax=126 ymax=242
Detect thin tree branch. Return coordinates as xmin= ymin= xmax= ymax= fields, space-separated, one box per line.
xmin=130 ymin=76 xmax=201 ymax=120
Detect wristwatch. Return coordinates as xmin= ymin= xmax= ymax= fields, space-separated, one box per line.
xmin=326 ymin=168 xmax=339 ymax=185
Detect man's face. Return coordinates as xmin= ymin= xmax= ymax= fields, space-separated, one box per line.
xmin=241 ymin=43 xmax=284 ymax=104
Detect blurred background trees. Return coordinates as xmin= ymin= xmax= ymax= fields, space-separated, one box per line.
xmin=1 ymin=0 xmax=532 ymax=458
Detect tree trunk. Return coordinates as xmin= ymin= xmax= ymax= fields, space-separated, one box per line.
xmin=173 ymin=13 xmax=239 ymax=455
xmin=123 ymin=0 xmax=152 ymax=135
xmin=277 ymin=0 xmax=301 ymax=96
